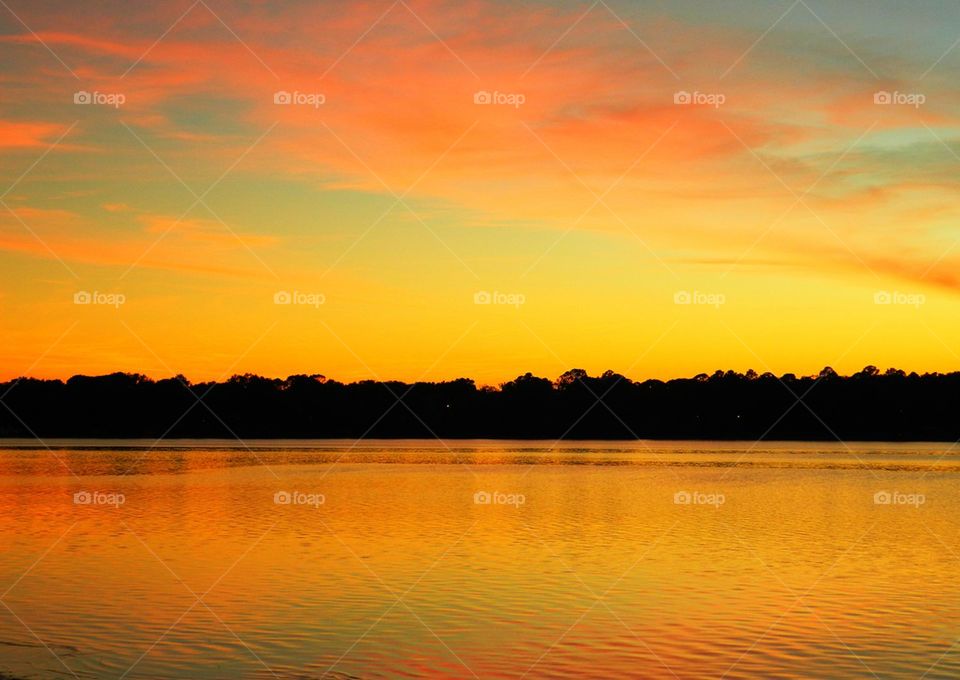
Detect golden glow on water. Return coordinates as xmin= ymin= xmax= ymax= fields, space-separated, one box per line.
xmin=1 ymin=442 xmax=959 ymax=679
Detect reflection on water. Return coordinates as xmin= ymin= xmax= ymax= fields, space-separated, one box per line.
xmin=1 ymin=440 xmax=959 ymax=679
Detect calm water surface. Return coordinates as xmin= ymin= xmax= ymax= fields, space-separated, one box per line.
xmin=1 ymin=440 xmax=959 ymax=679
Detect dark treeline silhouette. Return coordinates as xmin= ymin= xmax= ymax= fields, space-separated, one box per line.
xmin=1 ymin=366 xmax=959 ymax=441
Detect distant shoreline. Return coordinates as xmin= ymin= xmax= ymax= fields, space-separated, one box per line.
xmin=2 ymin=366 xmax=959 ymax=441
xmin=1 ymin=437 xmax=959 ymax=445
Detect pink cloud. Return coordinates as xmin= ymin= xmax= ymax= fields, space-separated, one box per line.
xmin=1 ymin=0 xmax=959 ymax=296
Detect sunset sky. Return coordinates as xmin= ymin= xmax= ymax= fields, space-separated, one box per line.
xmin=2 ymin=0 xmax=959 ymax=384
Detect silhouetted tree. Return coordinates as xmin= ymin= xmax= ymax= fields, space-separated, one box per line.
xmin=0 ymin=367 xmax=958 ymax=440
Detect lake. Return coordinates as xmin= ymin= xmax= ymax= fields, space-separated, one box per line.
xmin=1 ymin=440 xmax=958 ymax=679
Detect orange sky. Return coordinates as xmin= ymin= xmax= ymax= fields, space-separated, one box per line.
xmin=1 ymin=0 xmax=959 ymax=384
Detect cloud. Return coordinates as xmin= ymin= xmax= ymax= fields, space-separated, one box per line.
xmin=0 ymin=205 xmax=279 ymax=277
xmin=138 ymin=213 xmax=279 ymax=249
xmin=1 ymin=0 xmax=959 ymax=295
xmin=0 ymin=120 xmax=67 ymax=149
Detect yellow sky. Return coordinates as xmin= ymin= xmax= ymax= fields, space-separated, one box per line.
xmin=1 ymin=1 xmax=959 ymax=383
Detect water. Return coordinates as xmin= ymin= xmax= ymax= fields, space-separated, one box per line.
xmin=1 ymin=440 xmax=959 ymax=679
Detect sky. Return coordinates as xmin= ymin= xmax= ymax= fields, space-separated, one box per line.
xmin=1 ymin=0 xmax=960 ymax=384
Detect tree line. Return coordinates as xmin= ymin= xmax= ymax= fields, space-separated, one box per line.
xmin=0 ymin=366 xmax=958 ymax=440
